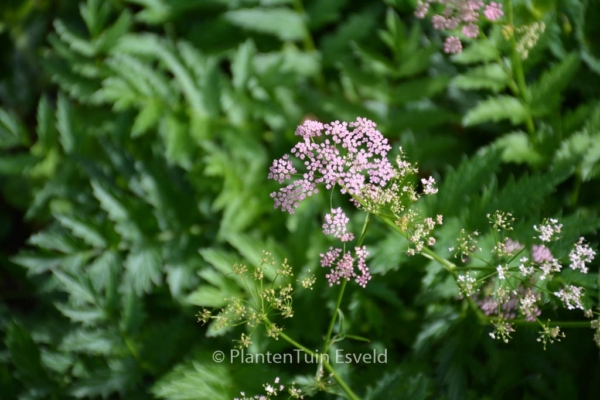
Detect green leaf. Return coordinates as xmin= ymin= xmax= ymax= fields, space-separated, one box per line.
xmin=224 ymin=8 xmax=306 ymax=41
xmin=53 ymin=20 xmax=95 ymax=57
xmin=555 ymin=130 xmax=600 ymax=181
xmin=463 ymin=96 xmax=529 ymax=126
xmin=5 ymin=322 xmax=54 ymax=390
xmin=55 ymin=304 xmax=106 ymax=325
xmin=434 ymin=147 xmax=502 ymax=216
xmin=391 ymin=76 xmax=450 ymax=104
xmin=95 ymin=10 xmax=133 ymax=53
xmin=231 ymin=40 xmax=256 ymax=90
xmin=0 ymin=154 xmax=40 ymax=175
xmin=151 ymin=353 xmax=234 ymax=400
xmin=199 ymin=248 xmax=239 ymax=275
xmin=396 ymin=46 xmax=437 ymax=78
xmin=160 ymin=113 xmax=194 ymax=168
xmin=68 ymin=359 xmax=142 ymax=398
xmin=451 ymin=39 xmax=500 ymax=64
xmin=91 ymin=180 xmax=128 ymax=221
xmin=79 ymin=0 xmax=111 ymax=37
xmin=0 ymin=108 xmax=29 ymax=149
xmin=343 ymin=334 xmax=371 ymax=342
xmin=28 ymin=230 xmax=78 ymax=253
xmin=121 ymin=284 xmax=145 ymax=335
xmin=53 ymin=269 xmax=97 ymax=304
xmin=36 ymin=96 xmax=57 ymax=150
xmin=60 ymin=329 xmax=123 ymax=356
xmin=494 ymin=131 xmax=544 ymax=165
xmin=365 ymin=368 xmax=432 ymax=400
xmin=132 ymin=98 xmax=162 ymax=137
xmin=55 ymin=214 xmax=107 ymax=248
xmin=56 ymin=94 xmax=76 ymax=153
xmin=157 ymin=44 xmax=206 ymax=116
xmin=11 ymin=252 xmax=65 ymax=275
xmin=452 ymin=63 xmax=510 ymax=93
xmin=529 ymin=53 xmax=580 ymax=115
xmin=186 ymin=286 xmax=229 ymax=308
xmin=125 ymin=244 xmax=163 ymax=295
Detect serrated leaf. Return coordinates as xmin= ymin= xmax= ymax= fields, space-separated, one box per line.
xmin=54 ymin=20 xmax=95 ymax=57
xmin=463 ymin=96 xmax=529 ymax=126
xmin=79 ymin=0 xmax=111 ymax=37
xmin=494 ymin=131 xmax=543 ymax=165
xmin=28 ymin=230 xmax=78 ymax=253
xmin=55 ymin=304 xmax=106 ymax=325
xmin=132 ymin=98 xmax=162 ymax=137
xmin=529 ymin=53 xmax=580 ymax=115
xmin=120 ymin=284 xmax=145 ymax=335
xmin=433 ymin=147 xmax=502 ymax=215
xmin=186 ymin=286 xmax=229 ymax=308
xmin=225 ymin=8 xmax=306 ymax=41
xmin=151 ymin=353 xmax=234 ymax=400
xmin=452 ymin=63 xmax=509 ymax=92
xmin=55 ymin=214 xmax=107 ymax=248
xmin=36 ymin=96 xmax=57 ymax=150
xmin=0 ymin=154 xmax=40 ymax=175
xmin=451 ymin=39 xmax=500 ymax=64
xmin=53 ymin=270 xmax=97 ymax=304
xmin=231 ymin=40 xmax=255 ymax=90
xmin=91 ymin=180 xmax=128 ymax=220
xmin=89 ymin=250 xmax=121 ymax=293
xmin=0 ymin=108 xmax=29 ymax=149
xmin=391 ymin=76 xmax=450 ymax=104
xmin=396 ymin=46 xmax=437 ymax=78
xmin=199 ymin=249 xmax=238 ymax=275
xmin=160 ymin=113 xmax=194 ymax=168
xmin=11 ymin=252 xmax=65 ymax=275
xmin=365 ymin=369 xmax=432 ymax=400
xmin=125 ymin=245 xmax=163 ymax=295
xmin=6 ymin=322 xmax=54 ymax=390
xmin=56 ymin=94 xmax=76 ymax=153
xmin=60 ymin=329 xmax=123 ymax=355
xmin=69 ymin=359 xmax=141 ymax=398
xmin=95 ymin=10 xmax=133 ymax=53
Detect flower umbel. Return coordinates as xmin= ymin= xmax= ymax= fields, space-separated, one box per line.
xmin=269 ymin=118 xmax=393 ymax=214
xmin=415 ymin=0 xmax=505 ymax=53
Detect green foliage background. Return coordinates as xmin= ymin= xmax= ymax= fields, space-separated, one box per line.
xmin=1 ymin=0 xmax=599 ymax=399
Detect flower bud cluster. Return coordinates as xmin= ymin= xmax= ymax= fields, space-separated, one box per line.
xmin=196 ymin=252 xmax=314 ymax=349
xmin=235 ymin=377 xmax=305 ymax=400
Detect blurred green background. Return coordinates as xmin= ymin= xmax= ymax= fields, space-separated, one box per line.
xmin=1 ymin=0 xmax=600 ymax=399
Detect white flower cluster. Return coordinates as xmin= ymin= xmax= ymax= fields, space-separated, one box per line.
xmin=533 ymin=218 xmax=562 ymax=242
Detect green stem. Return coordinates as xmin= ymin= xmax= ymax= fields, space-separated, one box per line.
xmin=277 ymin=327 xmax=317 ymax=357
xmin=322 ymin=214 xmax=372 ymax=354
xmin=377 ymin=215 xmax=492 ymax=322
xmin=322 ymin=361 xmax=362 ymax=400
xmin=488 ymin=318 xmax=592 ymax=328
xmin=276 ymin=325 xmax=361 ymax=400
xmin=506 ymin=0 xmax=536 ymax=139
xmin=569 ymin=170 xmax=582 ymax=206
xmin=291 ymin=0 xmax=326 ymax=90
xmin=323 ymin=279 xmax=348 ymax=353
xmin=378 ymin=215 xmax=455 ymax=272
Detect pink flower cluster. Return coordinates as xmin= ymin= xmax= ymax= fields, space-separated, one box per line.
xmin=323 ymin=207 xmax=355 ymax=242
xmin=478 ymin=285 xmax=541 ymax=322
xmin=269 ymin=118 xmax=392 ymax=288
xmin=415 ymin=0 xmax=504 ymax=54
xmin=269 ymin=118 xmax=394 ymax=214
xmin=320 ymin=246 xmax=371 ymax=288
